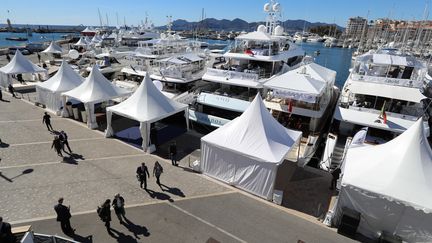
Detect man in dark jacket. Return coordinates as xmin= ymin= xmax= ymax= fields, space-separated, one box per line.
xmin=54 ymin=198 xmax=75 ymax=235
xmin=112 ymin=194 xmax=125 ymax=223
xmin=43 ymin=112 xmax=54 ymax=131
xmin=0 ymin=217 xmax=15 ymax=243
xmin=98 ymin=199 xmax=112 ymax=234
xmin=136 ymin=163 xmax=150 ymax=189
xmin=169 ymin=141 xmax=178 ymax=166
xmin=59 ymin=131 xmax=72 ymax=154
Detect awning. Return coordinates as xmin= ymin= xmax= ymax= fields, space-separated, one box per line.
xmin=373 ymin=54 xmax=408 ymax=66
xmin=348 ymin=81 xmax=426 ymax=103
xmin=334 ymin=106 xmax=417 ymax=133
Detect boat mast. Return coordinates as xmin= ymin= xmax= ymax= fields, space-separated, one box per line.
xmin=98 ymin=8 xmax=103 ymax=28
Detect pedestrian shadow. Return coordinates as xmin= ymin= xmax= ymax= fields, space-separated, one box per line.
xmin=160 ymin=184 xmax=185 ymax=197
xmin=109 ymin=228 xmax=137 ymax=243
xmin=72 ymin=233 xmax=93 ymax=243
xmin=62 ymin=153 xmax=85 ymax=165
xmin=122 ymin=216 xmax=150 ymax=239
xmin=0 ymin=168 xmax=34 ymax=182
xmin=0 ymin=99 xmax=10 ymax=103
xmin=0 ymin=142 xmax=10 ymax=148
xmin=145 ymin=189 xmax=174 ymax=202
xmin=50 ymin=130 xmax=61 ymax=135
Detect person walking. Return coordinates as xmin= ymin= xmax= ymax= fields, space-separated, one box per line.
xmin=169 ymin=141 xmax=178 ymax=166
xmin=7 ymin=84 xmax=16 ymax=98
xmin=0 ymin=87 xmax=3 ymax=101
xmin=98 ymin=199 xmax=112 ymax=234
xmin=54 ymin=198 xmax=75 ymax=236
xmin=153 ymin=161 xmax=163 ymax=186
xmin=112 ymin=194 xmax=125 ymax=223
xmin=43 ymin=112 xmax=54 ymax=131
xmin=136 ymin=163 xmax=150 ymax=190
xmin=37 ymin=52 xmax=41 ymax=64
xmin=52 ymin=136 xmax=63 ymax=157
xmin=5 ymin=54 xmax=10 ymax=63
xmin=59 ymin=131 xmax=72 ymax=154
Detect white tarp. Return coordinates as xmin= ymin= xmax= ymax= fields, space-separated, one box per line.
xmin=105 ymin=73 xmax=188 ymax=151
xmin=200 ymin=94 xmax=302 ymax=199
xmin=265 ymin=63 xmax=335 ymax=103
xmin=62 ymin=65 xmax=131 ymax=128
xmin=0 ymin=50 xmax=46 ymax=75
xmin=334 ymin=119 xmax=432 ymax=242
xmin=36 ymin=60 xmax=83 ymax=114
xmin=42 ymin=41 xmax=64 ymax=54
xmin=347 ymin=81 xmax=426 ymax=103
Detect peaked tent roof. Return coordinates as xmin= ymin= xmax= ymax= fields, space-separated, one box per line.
xmin=0 ymin=50 xmax=46 ymax=75
xmin=202 ymin=94 xmax=302 ymax=163
xmin=74 ymin=37 xmax=88 ymax=46
xmin=107 ymin=73 xmax=187 ymax=123
xmin=36 ymin=60 xmax=84 ymax=92
xmin=62 ymin=65 xmax=131 ymax=103
xmin=265 ymin=63 xmax=335 ymax=95
xmin=42 ymin=41 xmax=64 ymax=54
xmin=342 ymin=118 xmax=432 ymax=212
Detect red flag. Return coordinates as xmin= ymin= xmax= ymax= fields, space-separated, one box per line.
xmin=379 ymin=101 xmax=387 ymax=124
xmin=288 ymin=99 xmax=293 ymax=113
xmin=382 ymin=110 xmax=387 ymax=124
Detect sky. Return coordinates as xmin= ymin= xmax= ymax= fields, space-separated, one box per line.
xmin=0 ymin=0 xmax=430 ymax=27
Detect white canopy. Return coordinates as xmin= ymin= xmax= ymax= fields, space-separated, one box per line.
xmin=105 ymin=73 xmax=188 ymax=151
xmin=265 ymin=63 xmax=336 ymax=103
xmin=0 ymin=50 xmax=46 ymax=75
xmin=335 ymin=118 xmax=432 ymax=242
xmin=200 ymin=94 xmax=302 ymax=199
xmin=347 ymin=80 xmax=426 ymax=103
xmin=62 ymin=66 xmax=131 ymax=128
xmin=236 ymin=31 xmax=281 ymax=41
xmin=373 ymin=53 xmax=407 ymax=66
xmin=36 ymin=60 xmax=83 ymax=114
xmin=74 ymin=37 xmax=88 ymax=46
xmin=42 ymin=41 xmax=64 ymax=54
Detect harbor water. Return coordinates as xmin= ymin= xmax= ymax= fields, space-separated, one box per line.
xmin=0 ymin=32 xmax=77 ymax=48
xmin=298 ymin=42 xmax=354 ymax=88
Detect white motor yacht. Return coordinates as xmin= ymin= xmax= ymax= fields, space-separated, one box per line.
xmin=189 ymin=0 xmax=305 ymax=128
xmin=320 ymin=48 xmax=431 ymax=171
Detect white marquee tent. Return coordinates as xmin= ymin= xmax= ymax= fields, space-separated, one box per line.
xmin=105 ymin=73 xmax=189 ymax=152
xmin=62 ymin=65 xmax=131 ymax=129
xmin=0 ymin=50 xmax=46 ymax=87
xmin=334 ymin=118 xmax=432 ymax=242
xmin=35 ymin=60 xmax=83 ymax=115
xmin=200 ymin=94 xmax=302 ymax=200
xmin=42 ymin=41 xmax=64 ymax=54
xmin=74 ymin=37 xmax=88 ymax=47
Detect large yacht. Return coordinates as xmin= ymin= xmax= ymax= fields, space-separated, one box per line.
xmin=263 ymin=60 xmax=339 ymax=165
xmin=189 ymin=0 xmax=304 ymax=128
xmin=320 ymin=48 xmax=430 ymax=171
xmin=122 ymin=21 xmax=208 ymax=100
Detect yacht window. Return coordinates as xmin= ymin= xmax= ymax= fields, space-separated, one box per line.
xmin=401 ymin=66 xmax=414 ymax=79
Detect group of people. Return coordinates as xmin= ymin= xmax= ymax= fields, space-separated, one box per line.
xmin=44 ymin=112 xmax=73 ymax=157
xmin=97 ymin=194 xmax=126 ymax=235
xmin=136 ymin=161 xmax=164 ymax=190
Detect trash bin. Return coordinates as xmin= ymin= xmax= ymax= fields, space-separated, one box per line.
xmin=273 ymin=190 xmax=283 ymax=205
xmin=81 ymin=110 xmax=87 ymax=123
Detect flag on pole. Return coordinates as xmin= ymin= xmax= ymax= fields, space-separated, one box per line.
xmin=379 ymin=101 xmax=387 ymax=124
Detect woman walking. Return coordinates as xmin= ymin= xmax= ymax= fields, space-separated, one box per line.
xmin=51 ymin=136 xmax=63 ymax=157
xmin=153 ymin=161 xmax=164 ymax=186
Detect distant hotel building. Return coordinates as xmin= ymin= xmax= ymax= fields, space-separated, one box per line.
xmin=345 ymin=17 xmax=368 ymax=39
